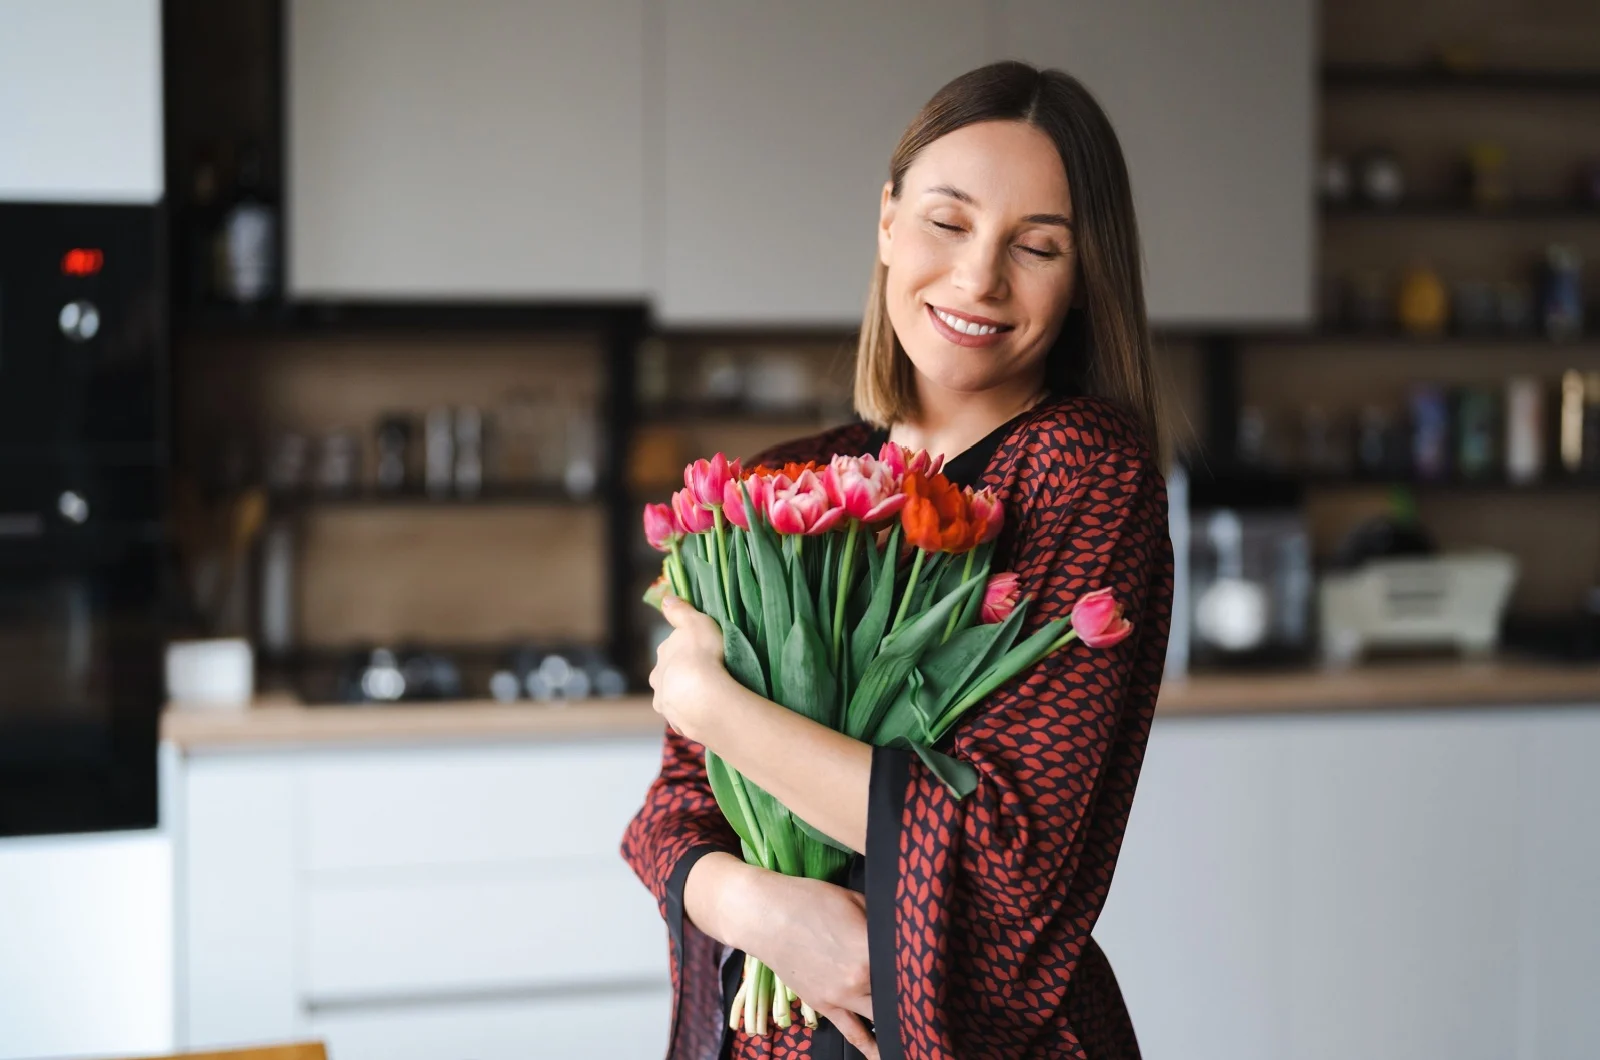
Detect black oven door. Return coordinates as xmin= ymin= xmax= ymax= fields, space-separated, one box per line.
xmin=0 ymin=481 xmax=164 ymax=838
xmin=0 ymin=202 xmax=164 ymax=464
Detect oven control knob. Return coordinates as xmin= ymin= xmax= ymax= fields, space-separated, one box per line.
xmin=57 ymin=490 xmax=89 ymax=525
xmin=58 ymin=300 xmax=101 ymax=342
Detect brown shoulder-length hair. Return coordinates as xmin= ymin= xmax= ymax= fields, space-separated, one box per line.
xmin=856 ymin=60 xmax=1161 ymax=456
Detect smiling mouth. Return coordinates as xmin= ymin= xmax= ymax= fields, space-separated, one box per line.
xmin=929 ymin=304 xmax=1012 ymax=337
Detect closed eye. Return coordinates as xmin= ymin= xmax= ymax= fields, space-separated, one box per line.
xmin=931 ymin=220 xmax=963 ymax=233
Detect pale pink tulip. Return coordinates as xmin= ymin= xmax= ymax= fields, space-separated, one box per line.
xmin=671 ymin=487 xmax=715 ymax=534
xmin=721 ymin=474 xmax=773 ymax=530
xmin=642 ymin=503 xmax=682 ymax=552
xmin=968 ymin=488 xmax=1005 ymax=544
xmin=980 ymin=572 xmax=1021 ymax=624
xmin=642 ymin=573 xmax=671 ymax=610
xmin=685 ymin=453 xmax=741 ymax=509
xmin=876 ymin=442 xmax=945 ymax=481
xmin=766 ymin=469 xmax=847 ymax=536
xmin=1072 ymin=587 xmax=1133 ymax=648
xmin=822 ymin=455 xmax=908 ymax=523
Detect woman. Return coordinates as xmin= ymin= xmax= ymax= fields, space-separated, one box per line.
xmin=622 ymin=60 xmax=1174 ymax=1060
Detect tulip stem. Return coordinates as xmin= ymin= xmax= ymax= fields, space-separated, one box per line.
xmin=713 ymin=507 xmax=735 ymax=622
xmin=667 ymin=541 xmax=690 ymax=600
xmin=890 ymin=549 xmax=926 ymax=635
xmin=832 ymin=522 xmax=859 ymax=667
xmin=941 ymin=550 xmax=976 ymax=644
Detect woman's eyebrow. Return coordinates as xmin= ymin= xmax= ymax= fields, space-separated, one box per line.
xmin=925 ymin=184 xmax=1073 ymax=228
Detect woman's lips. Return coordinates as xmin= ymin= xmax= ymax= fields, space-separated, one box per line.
xmin=926 ymin=303 xmax=1013 ymax=348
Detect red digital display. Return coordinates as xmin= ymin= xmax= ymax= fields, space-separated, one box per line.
xmin=61 ymin=248 xmax=104 ymax=277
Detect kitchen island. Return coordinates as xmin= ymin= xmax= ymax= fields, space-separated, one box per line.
xmin=163 ymin=659 xmax=1600 ymax=1060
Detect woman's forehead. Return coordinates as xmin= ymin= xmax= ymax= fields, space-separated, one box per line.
xmin=905 ymin=121 xmax=1072 ymax=214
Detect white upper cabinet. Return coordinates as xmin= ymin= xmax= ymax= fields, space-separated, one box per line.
xmin=999 ymin=0 xmax=1315 ymax=326
xmin=287 ymin=0 xmax=646 ymax=300
xmin=0 ymin=0 xmax=163 ymax=203
xmin=654 ymin=1 xmax=992 ymax=326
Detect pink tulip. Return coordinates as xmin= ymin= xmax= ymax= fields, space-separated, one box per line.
xmin=822 ymin=455 xmax=908 ymax=523
xmin=980 ymin=572 xmax=1021 ymax=624
xmin=642 ymin=503 xmax=682 ymax=552
xmin=685 ymin=453 xmax=742 ymax=509
xmin=721 ymin=474 xmax=773 ymax=531
xmin=877 ymin=442 xmax=944 ymax=481
xmin=767 ymin=469 xmax=847 ymax=536
xmin=671 ymin=487 xmax=714 ymax=534
xmin=968 ymin=488 xmax=1004 ymax=544
xmin=1072 ymin=587 xmax=1133 ymax=648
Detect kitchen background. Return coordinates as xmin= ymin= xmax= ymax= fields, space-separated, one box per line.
xmin=3 ymin=0 xmax=1599 ymax=1058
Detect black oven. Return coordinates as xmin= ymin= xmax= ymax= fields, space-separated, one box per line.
xmin=0 ymin=202 xmax=167 ymax=837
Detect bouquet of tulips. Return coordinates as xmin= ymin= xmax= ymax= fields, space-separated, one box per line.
xmin=642 ymin=444 xmax=1132 ymax=1034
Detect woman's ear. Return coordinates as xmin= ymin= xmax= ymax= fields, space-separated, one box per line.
xmin=877 ymin=181 xmax=897 ymax=267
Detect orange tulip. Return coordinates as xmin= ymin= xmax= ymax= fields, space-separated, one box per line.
xmin=900 ymin=471 xmax=983 ymax=553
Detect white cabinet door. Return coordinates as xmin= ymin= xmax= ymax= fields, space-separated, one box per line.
xmin=656 ymin=1 xmax=991 ymax=325
xmin=309 ymin=986 xmax=671 ymax=1060
xmin=1518 ymin=709 xmax=1600 ymax=1059
xmin=0 ymin=0 xmax=162 ymax=203
xmin=1282 ymin=713 xmax=1522 ymax=1060
xmin=1095 ymin=718 xmax=1291 ymax=1060
xmin=288 ymin=0 xmax=646 ymax=299
xmin=179 ymin=755 xmax=302 ymax=1050
xmin=999 ymin=0 xmax=1314 ymax=325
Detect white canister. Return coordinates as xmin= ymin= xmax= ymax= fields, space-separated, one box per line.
xmin=165 ymin=638 xmax=255 ymax=710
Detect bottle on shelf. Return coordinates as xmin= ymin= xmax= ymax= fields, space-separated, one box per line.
xmin=218 ymin=141 xmax=279 ymax=306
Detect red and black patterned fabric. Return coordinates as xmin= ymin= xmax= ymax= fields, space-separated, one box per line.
xmin=621 ymin=395 xmax=1175 ymax=1060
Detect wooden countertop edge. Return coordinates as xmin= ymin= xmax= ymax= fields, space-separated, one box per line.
xmin=163 ymin=660 xmax=1600 ymax=750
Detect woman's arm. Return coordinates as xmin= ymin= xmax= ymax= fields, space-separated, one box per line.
xmin=650 ymin=605 xmax=872 ymax=853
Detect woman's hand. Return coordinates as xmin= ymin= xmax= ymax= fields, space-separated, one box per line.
xmin=648 ymin=594 xmax=732 ymax=744
xmin=746 ymin=874 xmax=879 ymax=1058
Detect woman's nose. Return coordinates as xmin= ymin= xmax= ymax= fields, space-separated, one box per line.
xmin=950 ymin=237 xmax=1008 ymax=301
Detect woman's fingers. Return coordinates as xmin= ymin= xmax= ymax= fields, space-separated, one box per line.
xmin=819 ymin=1005 xmax=879 ymax=1060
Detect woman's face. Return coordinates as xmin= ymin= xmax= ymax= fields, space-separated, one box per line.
xmin=877 ymin=120 xmax=1079 ymax=400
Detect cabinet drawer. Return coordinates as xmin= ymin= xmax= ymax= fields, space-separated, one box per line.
xmin=304 ymin=866 xmax=668 ymax=1000
xmin=302 ymin=738 xmax=663 ymax=872
xmin=309 ymin=984 xmax=671 ymax=1060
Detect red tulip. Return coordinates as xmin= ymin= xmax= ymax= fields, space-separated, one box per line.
xmin=671 ymin=486 xmax=715 ymax=534
xmin=722 ymin=474 xmax=774 ymax=530
xmin=643 ymin=503 xmax=682 ymax=552
xmin=876 ymin=441 xmax=944 ymax=481
xmin=822 ymin=455 xmax=908 ymax=523
xmin=685 ymin=453 xmax=741 ymax=509
xmin=767 ymin=469 xmax=847 ymax=536
xmin=968 ymin=488 xmax=1004 ymax=544
xmin=1072 ymin=587 xmax=1133 ymax=648
xmin=980 ymin=572 xmax=1021 ymax=624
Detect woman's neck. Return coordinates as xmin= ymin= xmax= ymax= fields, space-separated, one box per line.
xmin=887 ymin=375 xmax=1048 ymax=465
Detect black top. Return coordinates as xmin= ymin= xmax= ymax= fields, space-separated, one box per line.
xmin=862 ymin=409 xmax=1030 ymax=491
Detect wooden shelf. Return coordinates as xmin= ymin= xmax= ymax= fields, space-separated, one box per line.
xmin=1323 ymin=200 xmax=1600 ymax=220
xmin=637 ymin=400 xmax=842 ymax=425
xmin=1323 ymin=63 xmax=1600 ymax=94
xmin=176 ymin=300 xmax=649 ymax=337
xmin=268 ymin=484 xmax=603 ymax=509
xmin=1221 ymin=328 xmax=1600 ymax=347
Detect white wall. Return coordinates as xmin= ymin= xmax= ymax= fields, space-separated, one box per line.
xmin=0 ymin=0 xmax=164 ymax=203
xmin=0 ymin=831 xmax=174 ymax=1060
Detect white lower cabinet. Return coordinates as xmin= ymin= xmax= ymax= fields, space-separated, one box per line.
xmin=174 ymin=736 xmax=669 ymax=1056
xmin=306 ymin=986 xmax=672 ymax=1060
xmin=1096 ymin=704 xmax=1600 ymax=1060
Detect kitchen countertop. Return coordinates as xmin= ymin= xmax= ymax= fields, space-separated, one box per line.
xmin=162 ymin=658 xmax=1600 ymax=751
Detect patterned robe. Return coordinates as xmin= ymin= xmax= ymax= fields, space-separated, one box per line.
xmin=621 ymin=394 xmax=1175 ymax=1060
